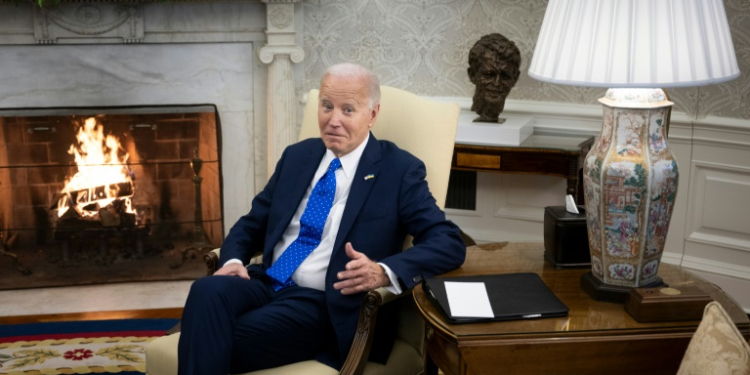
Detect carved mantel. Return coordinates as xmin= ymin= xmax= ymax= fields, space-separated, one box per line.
xmin=32 ymin=4 xmax=145 ymax=44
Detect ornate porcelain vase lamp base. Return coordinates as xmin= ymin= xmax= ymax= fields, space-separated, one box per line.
xmin=582 ymin=88 xmax=678 ymax=303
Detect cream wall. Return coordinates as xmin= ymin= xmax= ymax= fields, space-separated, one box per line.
xmin=299 ymin=0 xmax=750 ymax=311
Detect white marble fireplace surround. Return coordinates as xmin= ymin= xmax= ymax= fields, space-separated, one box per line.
xmin=0 ymin=1 xmax=304 ymax=232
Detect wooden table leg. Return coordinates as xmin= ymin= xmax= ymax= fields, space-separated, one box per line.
xmin=425 ymin=352 xmax=439 ymax=375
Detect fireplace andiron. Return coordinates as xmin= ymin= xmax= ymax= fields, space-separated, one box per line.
xmin=171 ymin=148 xmax=214 ymax=269
xmin=0 ymin=230 xmax=32 ymax=275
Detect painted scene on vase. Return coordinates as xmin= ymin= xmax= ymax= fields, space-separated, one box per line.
xmin=583 ymin=100 xmax=678 ymax=287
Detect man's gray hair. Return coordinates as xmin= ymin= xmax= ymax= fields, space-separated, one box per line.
xmin=321 ymin=63 xmax=381 ymax=110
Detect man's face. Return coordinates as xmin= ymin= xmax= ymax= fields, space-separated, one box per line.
xmin=473 ymin=50 xmax=519 ymax=102
xmin=318 ymin=75 xmax=379 ymax=157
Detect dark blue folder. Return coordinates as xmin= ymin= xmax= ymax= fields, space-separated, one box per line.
xmin=423 ymin=273 xmax=569 ymax=324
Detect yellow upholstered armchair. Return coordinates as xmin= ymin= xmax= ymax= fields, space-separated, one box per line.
xmin=145 ymin=86 xmax=461 ymax=375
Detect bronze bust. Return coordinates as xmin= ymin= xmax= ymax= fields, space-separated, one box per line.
xmin=468 ymin=33 xmax=521 ymax=123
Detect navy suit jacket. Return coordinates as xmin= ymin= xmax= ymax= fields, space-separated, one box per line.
xmin=220 ymin=134 xmax=466 ymax=368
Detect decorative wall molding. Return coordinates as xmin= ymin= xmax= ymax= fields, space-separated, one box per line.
xmin=660 ymin=252 xmax=683 ymax=266
xmin=681 ymin=254 xmax=750 ymax=282
xmin=268 ymin=4 xmax=294 ymax=29
xmin=259 ymin=44 xmax=305 ymax=64
xmin=695 ymin=116 xmax=750 ymax=132
xmin=2 ymin=3 xmax=269 ymax=44
xmin=665 ymin=124 xmax=694 ymax=145
xmin=444 ymin=208 xmax=482 ymax=218
xmin=33 ymin=4 xmax=143 ymax=43
xmin=686 ymin=161 xmax=750 ymax=250
xmin=494 ymin=205 xmax=544 ymax=223
xmin=695 ymin=116 xmax=750 ymax=130
xmin=430 ymin=97 xmax=603 ymax=135
xmin=260 ymin=0 xmax=304 ymax=176
xmin=687 ymin=232 xmax=750 ymax=254
xmin=428 ymin=96 xmax=725 ymax=146
xmin=691 ymin=122 xmax=750 ymax=149
xmin=692 ymin=137 xmax=750 ymax=151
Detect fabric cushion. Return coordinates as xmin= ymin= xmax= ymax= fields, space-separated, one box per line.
xmin=145 ymin=333 xmax=179 ymax=375
xmin=145 ymin=334 xmax=421 ymax=375
xmin=676 ymin=301 xmax=750 ymax=375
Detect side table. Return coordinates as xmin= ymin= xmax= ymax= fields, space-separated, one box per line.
xmin=414 ymin=242 xmax=750 ymax=375
xmin=452 ymin=133 xmax=594 ymax=204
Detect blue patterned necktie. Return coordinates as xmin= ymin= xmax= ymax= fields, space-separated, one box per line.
xmin=266 ymin=158 xmax=342 ymax=291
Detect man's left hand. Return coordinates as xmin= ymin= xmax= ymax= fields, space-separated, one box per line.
xmin=334 ymin=242 xmax=389 ymax=295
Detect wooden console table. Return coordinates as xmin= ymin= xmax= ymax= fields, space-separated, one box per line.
xmin=414 ymin=242 xmax=750 ymax=375
xmin=452 ymin=133 xmax=594 ymax=204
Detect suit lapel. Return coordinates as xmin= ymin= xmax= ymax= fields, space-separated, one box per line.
xmin=332 ymin=135 xmax=382 ymax=259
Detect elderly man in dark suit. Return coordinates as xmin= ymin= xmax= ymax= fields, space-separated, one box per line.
xmin=177 ymin=63 xmax=465 ymax=374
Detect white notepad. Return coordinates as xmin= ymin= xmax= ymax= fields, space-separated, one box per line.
xmin=444 ymin=281 xmax=494 ymax=318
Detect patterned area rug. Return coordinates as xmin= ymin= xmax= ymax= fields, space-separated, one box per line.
xmin=0 ymin=319 xmax=178 ymax=375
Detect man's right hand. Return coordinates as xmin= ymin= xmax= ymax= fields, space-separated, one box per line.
xmin=213 ymin=263 xmax=250 ymax=279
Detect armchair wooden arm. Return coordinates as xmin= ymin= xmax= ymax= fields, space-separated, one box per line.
xmin=339 ymin=289 xmax=384 ymax=375
xmin=201 ymin=249 xmax=400 ymax=375
xmin=203 ymin=249 xmax=220 ymax=275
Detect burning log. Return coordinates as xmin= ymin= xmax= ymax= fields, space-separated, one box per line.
xmin=50 ymin=117 xmax=144 ymax=262
xmin=54 ymin=181 xmax=135 ymax=219
xmin=99 ymin=198 xmax=137 ymax=227
xmin=52 ymin=117 xmax=139 ymax=224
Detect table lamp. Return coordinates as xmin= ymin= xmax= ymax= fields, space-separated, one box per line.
xmin=528 ymin=0 xmax=740 ymax=302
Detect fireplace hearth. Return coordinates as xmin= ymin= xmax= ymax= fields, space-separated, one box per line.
xmin=0 ymin=105 xmax=223 ymax=290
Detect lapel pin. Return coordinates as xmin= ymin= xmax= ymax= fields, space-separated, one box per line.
xmin=364 ymin=174 xmax=375 ymax=181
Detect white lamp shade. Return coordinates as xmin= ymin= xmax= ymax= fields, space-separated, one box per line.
xmin=528 ymin=0 xmax=740 ymax=88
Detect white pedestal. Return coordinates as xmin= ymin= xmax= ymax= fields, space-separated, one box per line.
xmin=455 ymin=112 xmax=534 ymax=146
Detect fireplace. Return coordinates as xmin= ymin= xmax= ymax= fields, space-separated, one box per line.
xmin=0 ymin=1 xmax=308 ymax=291
xmin=0 ymin=106 xmax=223 ymax=290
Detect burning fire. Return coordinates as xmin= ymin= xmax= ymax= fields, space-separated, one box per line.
xmin=56 ymin=117 xmax=136 ymax=220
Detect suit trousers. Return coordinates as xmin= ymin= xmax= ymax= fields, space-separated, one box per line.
xmin=177 ymin=272 xmax=335 ymax=375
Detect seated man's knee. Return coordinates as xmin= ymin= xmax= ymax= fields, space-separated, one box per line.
xmin=189 ymin=276 xmax=231 ymax=297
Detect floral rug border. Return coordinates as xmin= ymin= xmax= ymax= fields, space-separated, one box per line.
xmin=0 ymin=336 xmax=157 ymax=374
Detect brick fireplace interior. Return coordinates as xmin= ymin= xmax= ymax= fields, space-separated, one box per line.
xmin=0 ymin=105 xmax=223 ymax=290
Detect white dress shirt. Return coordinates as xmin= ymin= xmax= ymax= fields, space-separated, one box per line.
xmin=226 ymin=134 xmax=401 ymax=293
